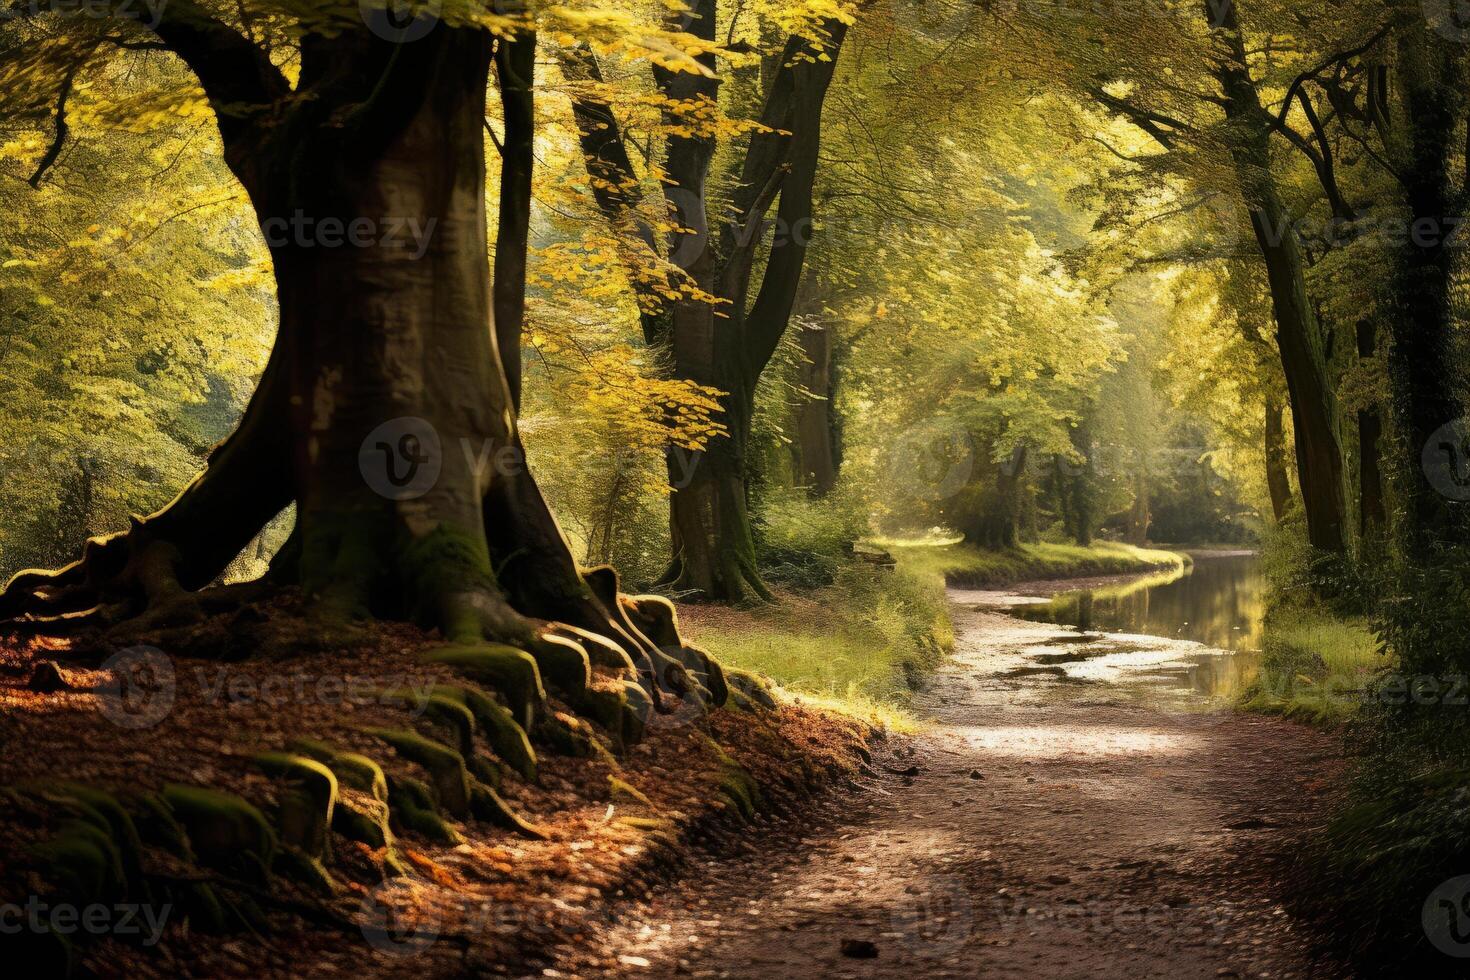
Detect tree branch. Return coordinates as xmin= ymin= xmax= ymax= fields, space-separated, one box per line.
xmin=1086 ymin=87 xmax=1189 ymax=150
xmin=741 ymin=23 xmax=850 ymax=379
xmin=28 ymin=61 xmax=79 ymax=188
xmin=559 ymin=45 xmax=658 ymax=256
xmin=146 ymin=0 xmax=290 ymax=147
xmin=718 ymin=161 xmax=789 ymax=301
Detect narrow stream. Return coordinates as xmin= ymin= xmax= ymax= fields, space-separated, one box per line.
xmin=999 ymin=552 xmax=1265 ymax=699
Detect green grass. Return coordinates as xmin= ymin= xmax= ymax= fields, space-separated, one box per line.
xmin=686 ymin=538 xmax=1186 ymax=727
xmin=878 ymin=538 xmax=1187 ymax=589
xmin=1239 ymin=608 xmax=1386 ymax=726
xmin=684 ymin=559 xmax=952 ymax=729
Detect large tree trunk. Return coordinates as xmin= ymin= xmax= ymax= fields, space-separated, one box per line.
xmin=273 ymin=33 xmax=519 ymax=631
xmin=645 ymin=0 xmax=768 ymax=602
xmin=1207 ymin=0 xmax=1347 ymax=555
xmin=1382 ymin=22 xmax=1468 ymax=559
xmin=1 ymin=25 xmax=728 ymax=730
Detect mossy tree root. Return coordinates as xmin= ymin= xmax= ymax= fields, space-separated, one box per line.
xmin=366 ymin=726 xmax=546 ymax=840
xmin=1 ymin=376 xmax=747 ymax=762
xmin=0 ymin=346 xmax=292 ymax=631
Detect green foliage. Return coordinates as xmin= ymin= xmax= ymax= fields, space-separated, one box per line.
xmin=1300 ymin=709 xmax=1470 ymax=972
xmin=0 ymin=47 xmax=273 ymax=579
xmin=690 ymin=558 xmax=952 ymax=724
xmin=1240 ymin=608 xmax=1382 ymax=726
xmin=752 ymin=484 xmax=867 ymax=587
xmin=888 ymin=540 xmax=1185 ymax=590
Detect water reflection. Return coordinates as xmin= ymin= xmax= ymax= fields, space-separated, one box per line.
xmin=1006 ymin=554 xmax=1265 ymax=698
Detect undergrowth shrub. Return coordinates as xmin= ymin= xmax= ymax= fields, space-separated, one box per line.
xmin=689 ymin=557 xmax=952 ymax=721
xmin=1280 ymin=544 xmax=1470 ymax=972
xmin=754 ymin=484 xmax=869 ymax=588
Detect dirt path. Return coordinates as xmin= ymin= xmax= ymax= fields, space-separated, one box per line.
xmin=561 ymin=584 xmax=1349 ymax=979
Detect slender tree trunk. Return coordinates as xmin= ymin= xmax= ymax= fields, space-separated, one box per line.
xmin=568 ymin=11 xmax=849 ymax=601
xmin=794 ymin=321 xmax=838 ymax=495
xmin=1128 ymin=465 xmax=1151 ymax=546
xmin=1355 ymin=320 xmax=1387 ymax=538
xmin=964 ymin=445 xmax=1027 ymax=549
xmin=1206 ymin=0 xmax=1347 ymax=554
xmin=1067 ymin=419 xmax=1097 ymax=546
xmin=1264 ymin=393 xmax=1293 ymax=523
xmin=492 ymin=24 xmax=536 ymax=412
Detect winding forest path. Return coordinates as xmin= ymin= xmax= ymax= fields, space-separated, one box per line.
xmin=567 ymin=580 xmax=1350 ymax=979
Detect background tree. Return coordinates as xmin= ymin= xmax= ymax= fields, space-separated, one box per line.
xmin=560 ymin=0 xmax=856 ymax=601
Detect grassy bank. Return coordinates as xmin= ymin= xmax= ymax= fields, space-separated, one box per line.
xmin=680 ymin=559 xmax=951 ymax=728
xmin=683 ymin=539 xmax=1187 ymax=726
xmin=1301 ymin=708 xmax=1470 ymax=972
xmin=885 ymin=538 xmax=1187 ymax=589
xmin=1240 ymin=607 xmax=1383 ymax=726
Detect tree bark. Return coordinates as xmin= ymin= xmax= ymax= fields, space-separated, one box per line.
xmin=567 ymin=10 xmax=850 ymax=601
xmin=1355 ymin=320 xmax=1387 ymax=538
xmin=1264 ymin=393 xmax=1293 ymax=523
xmin=963 ymin=445 xmax=1027 ymax=550
xmin=1382 ymin=21 xmax=1468 ymax=559
xmin=1205 ymin=0 xmax=1347 ymax=555
xmin=272 ymin=31 xmax=522 ymax=630
xmin=793 ymin=321 xmax=839 ymax=495
xmin=492 ymin=24 xmax=536 ymax=412
xmin=0 ymin=22 xmax=731 ymax=725
xmin=1128 ymin=465 xmax=1151 ymax=546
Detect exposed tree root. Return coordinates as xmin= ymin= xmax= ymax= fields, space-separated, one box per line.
xmin=2 ymin=369 xmax=742 ymax=874
xmin=0 ymin=346 xmax=292 ymax=634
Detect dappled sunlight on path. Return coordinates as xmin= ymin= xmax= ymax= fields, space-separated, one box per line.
xmin=575 ymin=577 xmax=1346 ymax=979
xmin=949 ymin=723 xmax=1201 ymax=759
